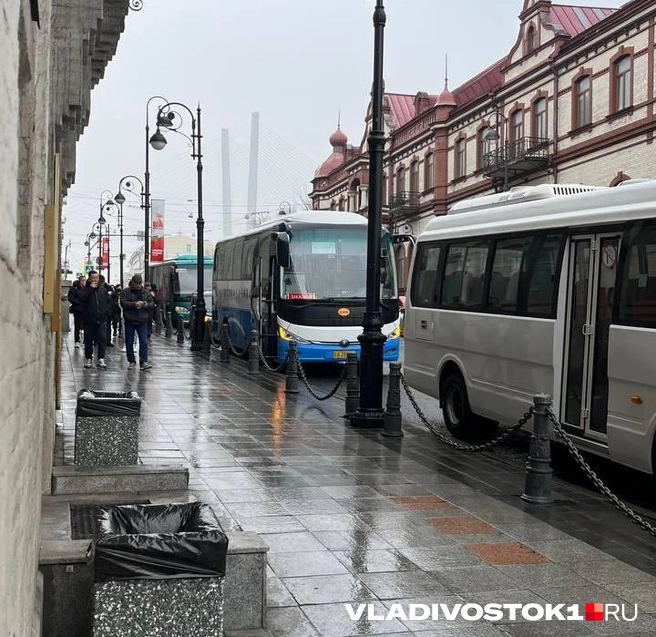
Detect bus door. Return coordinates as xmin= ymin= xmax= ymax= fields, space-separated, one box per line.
xmin=562 ymin=233 xmax=621 ymax=440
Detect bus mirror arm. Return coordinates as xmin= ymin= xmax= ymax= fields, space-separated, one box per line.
xmin=273 ymin=232 xmax=291 ymax=269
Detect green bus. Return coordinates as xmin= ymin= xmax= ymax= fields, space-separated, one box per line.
xmin=149 ymin=254 xmax=213 ymax=327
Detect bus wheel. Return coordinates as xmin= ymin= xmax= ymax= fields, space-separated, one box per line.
xmin=442 ymin=372 xmax=475 ymax=438
xmin=442 ymin=372 xmax=498 ymax=440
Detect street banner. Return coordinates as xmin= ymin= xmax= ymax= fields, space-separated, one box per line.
xmin=151 ymin=198 xmax=165 ymax=263
xmin=101 ymin=237 xmax=110 ymax=269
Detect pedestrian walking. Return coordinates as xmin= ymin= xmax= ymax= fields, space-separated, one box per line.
xmin=145 ymin=282 xmax=155 ymax=340
xmin=78 ymin=270 xmax=110 ymax=368
xmin=68 ymin=275 xmax=86 ymax=348
xmin=121 ymin=274 xmax=155 ymax=370
xmin=111 ymin=284 xmax=123 ymax=337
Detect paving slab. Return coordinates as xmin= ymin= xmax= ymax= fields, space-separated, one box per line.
xmin=58 ymin=335 xmax=656 ymax=636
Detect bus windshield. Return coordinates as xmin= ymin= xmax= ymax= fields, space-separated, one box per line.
xmin=177 ymin=265 xmax=213 ymax=297
xmin=280 ymin=227 xmax=397 ymax=300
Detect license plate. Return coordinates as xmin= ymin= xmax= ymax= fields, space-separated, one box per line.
xmin=333 ymin=351 xmax=348 ymax=359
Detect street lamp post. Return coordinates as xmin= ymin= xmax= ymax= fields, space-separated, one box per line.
xmin=144 ymin=96 xmax=169 ymax=281
xmin=483 ymin=106 xmax=509 ymax=192
xmin=149 ymin=100 xmax=206 ymax=351
xmin=98 ymin=190 xmax=115 ymax=280
xmin=349 ymin=0 xmax=387 ymax=428
xmin=114 ymin=175 xmax=145 ymax=288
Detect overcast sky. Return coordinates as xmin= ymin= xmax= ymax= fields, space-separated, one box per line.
xmin=63 ymin=0 xmax=621 ymax=277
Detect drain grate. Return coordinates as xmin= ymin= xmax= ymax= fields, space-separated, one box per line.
xmin=70 ymin=501 xmax=150 ymax=540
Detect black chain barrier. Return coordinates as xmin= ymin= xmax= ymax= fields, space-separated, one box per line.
xmin=547 ymin=411 xmax=656 ymax=537
xmin=295 ymin=347 xmax=347 ymax=401
xmin=225 ymin=331 xmax=248 ymax=357
xmin=256 ymin=340 xmax=289 ymax=373
xmin=400 ymin=372 xmax=534 ymax=452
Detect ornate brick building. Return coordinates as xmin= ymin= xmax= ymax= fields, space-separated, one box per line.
xmin=311 ymin=0 xmax=656 ymax=284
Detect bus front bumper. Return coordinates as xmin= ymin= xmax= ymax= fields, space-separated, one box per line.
xmin=278 ymin=338 xmax=400 ymax=363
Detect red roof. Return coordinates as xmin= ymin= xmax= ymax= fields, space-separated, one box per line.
xmin=549 ymin=4 xmax=616 ymax=36
xmin=385 ymin=94 xmax=418 ymax=129
xmin=452 ymin=58 xmax=505 ymax=108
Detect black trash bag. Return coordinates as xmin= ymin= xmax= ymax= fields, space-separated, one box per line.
xmin=94 ymin=502 xmax=228 ymax=582
xmin=76 ymin=390 xmax=141 ymax=417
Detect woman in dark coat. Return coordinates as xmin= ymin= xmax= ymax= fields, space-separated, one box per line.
xmin=68 ymin=275 xmax=86 ymax=347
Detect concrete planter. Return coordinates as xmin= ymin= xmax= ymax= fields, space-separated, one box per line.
xmin=92 ymin=502 xmax=228 ymax=637
xmin=74 ymin=390 xmax=141 ymax=466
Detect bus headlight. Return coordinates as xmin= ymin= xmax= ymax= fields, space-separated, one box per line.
xmin=386 ymin=325 xmax=401 ymax=340
xmin=278 ymin=326 xmax=310 ymax=343
xmin=174 ymin=306 xmax=189 ymax=315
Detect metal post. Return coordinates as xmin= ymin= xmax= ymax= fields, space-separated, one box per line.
xmin=191 ymin=105 xmax=206 ymax=351
xmin=344 ymin=352 xmax=360 ymax=417
xmin=144 ymin=104 xmax=152 ymax=279
xmin=177 ymin=318 xmax=185 ymax=344
xmin=118 ymin=202 xmax=124 ymax=288
xmin=165 ymin=310 xmax=173 ymax=337
xmin=155 ymin=306 xmax=162 ymax=335
xmin=219 ymin=323 xmax=230 ymax=364
xmin=382 ymin=362 xmax=403 ymax=437
xmin=349 ymin=0 xmax=387 ymax=428
xmin=285 ymin=340 xmax=299 ymax=394
xmin=248 ymin=330 xmax=260 ymax=375
xmin=106 ymin=224 xmax=111 ymax=284
xmin=521 ymin=394 xmax=553 ymax=504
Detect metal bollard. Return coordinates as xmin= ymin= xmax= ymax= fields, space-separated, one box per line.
xmin=165 ymin=311 xmax=173 ymax=338
xmin=219 ymin=323 xmax=230 ymax=364
xmin=343 ymin=352 xmax=360 ymax=417
xmin=155 ymin=308 xmax=162 ymax=335
xmin=248 ymin=330 xmax=260 ymax=375
xmin=382 ymin=362 xmax=403 ymax=437
xmin=285 ymin=340 xmax=299 ymax=394
xmin=521 ymin=394 xmax=554 ymax=504
xmin=202 ymin=319 xmax=211 ymax=352
xmin=177 ymin=320 xmax=185 ymax=344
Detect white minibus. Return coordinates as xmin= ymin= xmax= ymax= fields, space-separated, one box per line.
xmin=404 ymin=181 xmax=656 ymax=474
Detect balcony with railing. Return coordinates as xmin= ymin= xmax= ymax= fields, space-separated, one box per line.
xmin=483 ymin=137 xmax=551 ymax=182
xmin=386 ymin=191 xmax=420 ymax=221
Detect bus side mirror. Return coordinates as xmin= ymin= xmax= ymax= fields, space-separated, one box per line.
xmin=274 ymin=232 xmax=291 ymax=268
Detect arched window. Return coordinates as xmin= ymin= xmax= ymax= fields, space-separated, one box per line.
xmin=574 ymin=75 xmax=591 ymax=127
xmin=424 ymin=153 xmax=434 ymax=190
xmin=532 ymin=98 xmax=547 ymax=139
xmin=511 ymin=109 xmax=524 ymax=142
xmin=395 ymin=167 xmax=405 ymax=196
xmin=478 ymin=127 xmax=493 ymax=170
xmin=613 ymin=55 xmax=632 ymax=112
xmin=410 ymin=161 xmax=419 ymax=193
xmin=526 ymin=25 xmax=536 ymax=54
xmin=454 ymin=138 xmax=467 ymax=179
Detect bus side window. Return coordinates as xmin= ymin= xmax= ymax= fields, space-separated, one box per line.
xmin=619 ymin=223 xmax=656 ymax=327
xmin=411 ymin=244 xmax=441 ymax=307
xmin=460 ymin=242 xmax=489 ymax=308
xmin=522 ymin=234 xmax=563 ymax=317
xmin=490 ymin=237 xmax=529 ymax=313
xmin=442 ymin=245 xmax=466 ymax=306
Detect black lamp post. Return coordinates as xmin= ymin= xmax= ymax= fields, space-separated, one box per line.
xmin=98 ymin=190 xmax=116 ymax=281
xmin=114 ymin=175 xmax=145 ymax=288
xmin=483 ymin=106 xmax=509 ymax=192
xmin=349 ymin=0 xmax=387 ymax=428
xmin=149 ymin=100 xmax=206 ymax=351
xmin=144 ymin=96 xmax=170 ymax=281
xmin=84 ymin=231 xmax=98 ymax=266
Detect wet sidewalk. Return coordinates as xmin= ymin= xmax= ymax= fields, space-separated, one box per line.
xmin=60 ymin=333 xmax=656 ymax=636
